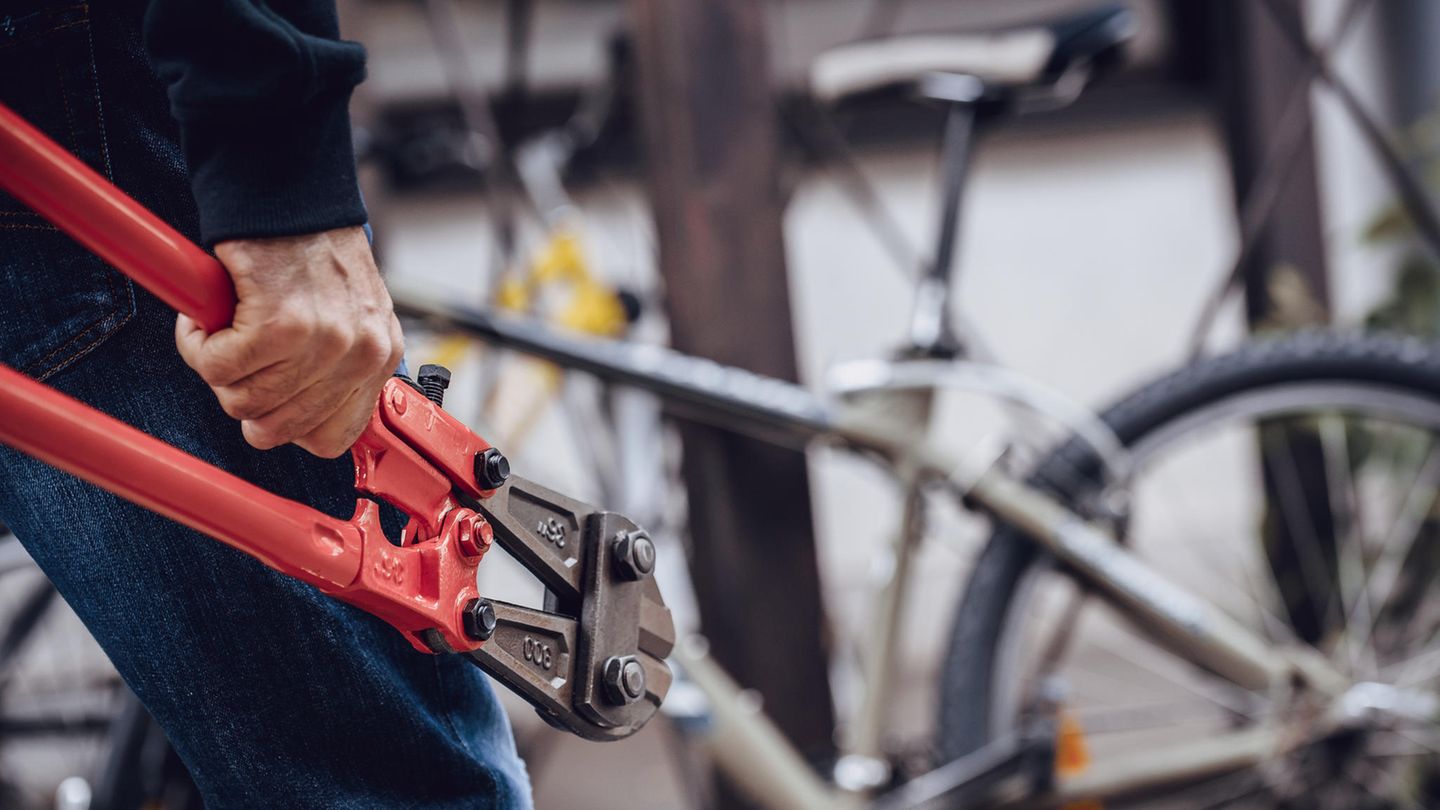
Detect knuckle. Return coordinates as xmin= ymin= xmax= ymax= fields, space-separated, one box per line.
xmin=310 ymin=320 xmax=352 ymax=357
xmin=216 ymin=387 xmax=260 ymax=420
xmin=196 ymin=352 xmax=240 ymax=385
xmin=315 ymin=317 xmax=349 ymax=343
xmin=218 ymin=380 xmax=289 ymax=420
xmin=261 ymin=308 xmax=314 ymax=343
xmin=387 ymin=320 xmax=406 ymax=362
xmin=354 ymin=327 xmax=392 ymax=371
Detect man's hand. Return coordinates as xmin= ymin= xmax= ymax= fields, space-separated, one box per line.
xmin=176 ymin=226 xmax=404 ymax=459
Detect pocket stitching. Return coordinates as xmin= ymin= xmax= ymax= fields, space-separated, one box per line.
xmin=0 ymin=16 xmax=87 ymax=53
xmin=7 ymin=4 xmax=135 ymax=381
xmin=0 ymin=222 xmax=60 ymax=231
xmin=23 ymin=267 xmax=134 ymax=381
xmin=82 ymin=6 xmax=111 ymax=177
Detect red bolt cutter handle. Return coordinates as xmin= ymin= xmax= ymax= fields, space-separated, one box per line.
xmin=0 ymin=104 xmax=235 ymax=333
xmin=0 ymin=101 xmax=487 ymax=653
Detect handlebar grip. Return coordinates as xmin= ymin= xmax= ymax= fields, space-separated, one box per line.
xmin=0 ymin=102 xmax=236 ymax=333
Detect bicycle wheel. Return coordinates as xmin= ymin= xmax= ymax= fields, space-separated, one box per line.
xmin=938 ymin=330 xmax=1440 ymax=808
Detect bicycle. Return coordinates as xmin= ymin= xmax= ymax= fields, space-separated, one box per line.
xmin=388 ymin=3 xmax=1440 ymax=807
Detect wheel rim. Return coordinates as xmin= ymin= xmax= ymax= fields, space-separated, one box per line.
xmin=985 ymin=381 xmax=1440 ymax=808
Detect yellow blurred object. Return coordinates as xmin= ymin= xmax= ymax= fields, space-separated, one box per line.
xmin=1056 ymin=708 xmax=1098 ymax=810
xmin=428 ymin=333 xmax=472 ymax=371
xmin=532 ymin=230 xmax=587 ymax=283
xmin=495 ymin=276 xmax=531 ymax=313
xmin=490 ymin=229 xmax=628 ymax=337
xmin=557 ymin=282 xmax=628 ymax=337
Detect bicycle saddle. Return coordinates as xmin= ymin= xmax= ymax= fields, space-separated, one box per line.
xmin=810 ymin=4 xmax=1136 ymax=105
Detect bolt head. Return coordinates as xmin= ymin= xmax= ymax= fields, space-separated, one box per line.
xmin=621 ymin=659 xmax=646 ymax=699
xmin=475 ymin=448 xmax=511 ymax=490
xmin=602 ymin=655 xmax=646 ymax=705
xmin=417 ymin=363 xmax=452 ymax=387
xmin=387 ymin=385 xmax=408 ymax=414
xmin=611 ymin=530 xmax=656 ymax=580
xmin=463 ymin=599 xmax=498 ymax=641
xmin=454 ymin=511 xmax=492 ymax=558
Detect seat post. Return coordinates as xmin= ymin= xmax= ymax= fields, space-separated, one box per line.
xmin=907 ymin=73 xmax=983 ymax=358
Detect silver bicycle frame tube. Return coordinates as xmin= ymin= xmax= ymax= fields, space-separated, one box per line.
xmin=836 ymin=486 xmax=925 ymax=790
xmin=391 ymin=292 xmax=1348 ymax=803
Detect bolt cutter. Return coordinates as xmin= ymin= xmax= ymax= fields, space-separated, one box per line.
xmin=0 ymin=102 xmax=674 ymax=741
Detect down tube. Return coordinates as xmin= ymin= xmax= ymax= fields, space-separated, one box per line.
xmin=0 ymin=363 xmax=362 ymax=587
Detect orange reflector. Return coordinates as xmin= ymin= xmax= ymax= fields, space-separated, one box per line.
xmin=1055 ymin=708 xmax=1091 ymax=775
xmin=1056 ymin=708 xmax=1098 ymax=809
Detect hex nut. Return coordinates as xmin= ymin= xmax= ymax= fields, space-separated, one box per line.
xmin=454 ymin=511 xmax=493 ymax=558
xmin=602 ymin=655 xmax=646 ymax=705
xmin=611 ymin=530 xmax=656 ymax=581
xmin=463 ymin=599 xmax=498 ymax=641
xmin=475 ymin=448 xmax=511 ymax=489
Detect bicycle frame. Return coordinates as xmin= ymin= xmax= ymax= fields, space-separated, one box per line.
xmin=393 ymin=289 xmax=1357 ymax=806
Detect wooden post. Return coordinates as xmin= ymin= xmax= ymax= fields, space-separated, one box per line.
xmin=1211 ymin=0 xmax=1338 ymax=645
xmin=626 ymin=0 xmax=837 ymax=792
xmin=1211 ymin=0 xmax=1331 ymax=324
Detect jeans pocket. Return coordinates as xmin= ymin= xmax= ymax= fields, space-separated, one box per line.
xmin=0 ymin=2 xmax=136 ymax=381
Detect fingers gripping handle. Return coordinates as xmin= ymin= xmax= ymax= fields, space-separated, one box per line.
xmin=0 ymin=102 xmax=236 ymax=332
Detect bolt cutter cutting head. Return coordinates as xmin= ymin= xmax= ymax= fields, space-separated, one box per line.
xmin=352 ymin=373 xmax=676 ymax=741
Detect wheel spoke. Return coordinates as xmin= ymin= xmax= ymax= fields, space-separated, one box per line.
xmin=1190 ymin=771 xmax=1269 ymax=810
xmin=1071 ymin=698 xmax=1260 ymax=735
xmin=1346 ymin=756 xmax=1423 ymax=810
xmin=1368 ymin=728 xmax=1440 ymax=759
xmin=1354 ymin=439 xmax=1440 ymax=655
xmin=1320 ymin=414 xmax=1378 ymax=677
xmin=1152 ymin=469 xmax=1297 ymax=642
xmin=1066 ymin=631 xmax=1260 ymax=718
xmin=1264 ymin=426 xmax=1345 ymax=641
xmin=1029 ymin=587 xmax=1087 ymax=685
xmin=1384 ymin=726 xmax=1440 ymax=757
xmin=1385 ymin=640 xmax=1440 ymax=686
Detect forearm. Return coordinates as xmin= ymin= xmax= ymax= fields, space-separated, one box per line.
xmin=142 ymin=0 xmax=368 ymax=245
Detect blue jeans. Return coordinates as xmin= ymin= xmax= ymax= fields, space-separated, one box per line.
xmin=0 ymin=2 xmax=531 ymax=807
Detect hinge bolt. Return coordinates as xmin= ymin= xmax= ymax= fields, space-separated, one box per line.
xmin=475 ymin=448 xmax=511 ymax=490
xmin=463 ymin=598 xmax=498 ymax=641
xmin=602 ymin=655 xmax=646 ymax=704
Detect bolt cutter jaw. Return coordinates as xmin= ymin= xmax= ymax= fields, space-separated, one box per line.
xmin=343 ymin=376 xmax=676 ymax=739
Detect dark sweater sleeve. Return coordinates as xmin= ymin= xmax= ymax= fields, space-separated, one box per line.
xmin=142 ymin=0 xmax=369 ymax=246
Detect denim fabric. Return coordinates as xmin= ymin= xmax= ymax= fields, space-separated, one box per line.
xmin=0 ymin=2 xmax=531 ymax=806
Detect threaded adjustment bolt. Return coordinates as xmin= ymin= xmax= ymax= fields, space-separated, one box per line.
xmin=417 ymin=364 xmax=452 ymax=407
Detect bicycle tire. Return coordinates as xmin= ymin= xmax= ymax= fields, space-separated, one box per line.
xmin=936 ymin=329 xmax=1440 ymax=767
